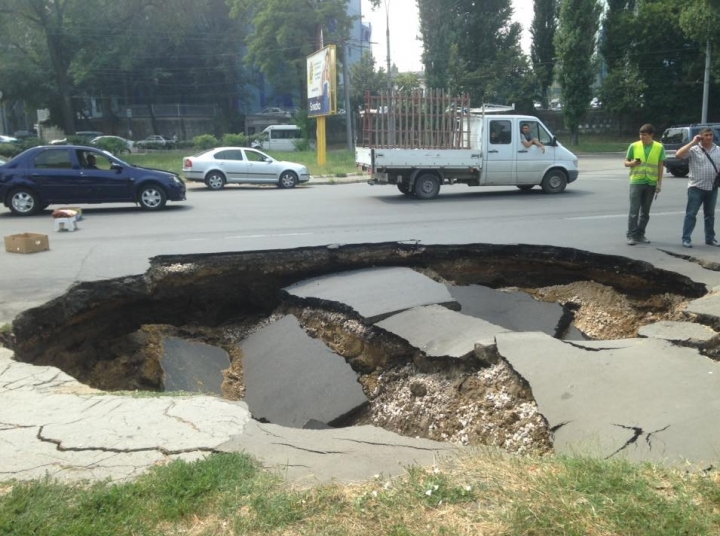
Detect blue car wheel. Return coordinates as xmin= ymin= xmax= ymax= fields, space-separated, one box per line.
xmin=9 ymin=188 xmax=41 ymax=216
xmin=138 ymin=185 xmax=167 ymax=210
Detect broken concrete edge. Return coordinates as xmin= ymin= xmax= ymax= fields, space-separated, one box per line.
xmin=280 ymin=289 xmax=462 ymax=326
xmin=637 ymin=321 xmax=720 ymax=349
xmin=7 ymin=241 xmax=710 ymax=360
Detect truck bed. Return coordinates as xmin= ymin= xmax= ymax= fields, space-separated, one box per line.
xmin=356 ymin=148 xmax=483 ymax=169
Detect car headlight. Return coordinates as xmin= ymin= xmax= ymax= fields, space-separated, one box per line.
xmin=171 ymin=175 xmax=182 ymax=185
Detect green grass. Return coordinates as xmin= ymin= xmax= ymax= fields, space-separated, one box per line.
xmin=123 ymin=149 xmax=357 ymax=178
xmin=2 ymin=451 xmax=720 ymax=535
xmin=557 ymin=133 xmax=630 ymax=153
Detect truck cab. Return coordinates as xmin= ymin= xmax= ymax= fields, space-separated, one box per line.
xmin=480 ymin=115 xmax=578 ymax=191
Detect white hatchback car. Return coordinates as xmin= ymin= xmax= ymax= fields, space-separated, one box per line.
xmin=182 ymin=147 xmax=310 ymax=190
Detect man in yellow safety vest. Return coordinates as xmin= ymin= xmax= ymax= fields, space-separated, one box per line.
xmin=623 ymin=123 xmax=665 ymax=245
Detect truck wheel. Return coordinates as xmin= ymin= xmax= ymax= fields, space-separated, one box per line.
xmin=541 ymin=170 xmax=568 ymax=194
xmin=414 ymin=173 xmax=440 ymax=199
xmin=397 ymin=182 xmax=413 ymax=196
xmin=669 ymin=168 xmax=689 ymax=178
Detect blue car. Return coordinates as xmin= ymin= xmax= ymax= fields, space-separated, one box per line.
xmin=0 ymin=145 xmax=186 ymax=216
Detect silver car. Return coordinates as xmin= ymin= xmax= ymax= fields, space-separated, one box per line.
xmin=182 ymin=147 xmax=310 ymax=190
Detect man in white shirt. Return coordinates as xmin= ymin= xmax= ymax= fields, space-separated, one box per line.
xmin=675 ymin=127 xmax=720 ymax=248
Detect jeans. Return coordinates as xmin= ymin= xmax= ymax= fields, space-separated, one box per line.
xmin=627 ymin=183 xmax=656 ymax=239
xmin=682 ymin=186 xmax=718 ymax=243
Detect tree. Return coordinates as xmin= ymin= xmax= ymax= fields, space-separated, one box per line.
xmin=554 ymin=0 xmax=601 ymax=145
xmin=349 ymin=51 xmax=385 ymax=113
xmin=0 ymin=0 xmax=110 ymax=133
xmin=599 ymin=0 xmax=635 ymax=73
xmin=418 ymin=0 xmax=529 ymax=106
xmin=418 ymin=0 xmax=456 ymax=89
xmin=0 ymin=0 xmax=248 ymax=133
xmin=631 ymin=0 xmax=709 ymax=127
xmin=393 ymin=72 xmax=423 ymax=92
xmin=530 ymin=0 xmax=558 ymax=109
xmin=598 ymin=0 xmax=642 ymax=131
xmin=228 ymin=0 xmax=353 ymax=107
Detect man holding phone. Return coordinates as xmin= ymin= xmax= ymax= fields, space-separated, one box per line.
xmin=624 ymin=124 xmax=665 ymax=245
xmin=674 ymin=127 xmax=720 ymax=248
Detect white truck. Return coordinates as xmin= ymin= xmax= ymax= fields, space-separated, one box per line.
xmin=356 ymin=110 xmax=579 ymax=199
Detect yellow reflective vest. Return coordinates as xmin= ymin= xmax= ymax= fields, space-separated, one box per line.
xmin=629 ymin=141 xmax=663 ymax=185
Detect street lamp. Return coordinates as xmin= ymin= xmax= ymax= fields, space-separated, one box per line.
xmin=385 ymin=0 xmax=392 ymax=93
xmin=384 ymin=0 xmax=394 ymax=145
xmin=0 ymin=91 xmax=6 ymax=135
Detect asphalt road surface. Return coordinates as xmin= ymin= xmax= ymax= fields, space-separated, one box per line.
xmin=1 ymin=154 xmax=718 ymax=324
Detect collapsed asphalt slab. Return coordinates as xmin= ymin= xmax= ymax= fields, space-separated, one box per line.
xmin=376 ymin=304 xmax=509 ymax=358
xmin=448 ymin=284 xmax=586 ymax=340
xmin=161 ymin=336 xmax=229 ymax=394
xmin=240 ymin=315 xmax=368 ymax=428
xmin=496 ymin=331 xmax=720 ymax=467
xmin=283 ymin=266 xmax=457 ymax=323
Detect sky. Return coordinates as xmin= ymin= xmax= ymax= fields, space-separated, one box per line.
xmin=360 ymin=0 xmax=534 ymax=73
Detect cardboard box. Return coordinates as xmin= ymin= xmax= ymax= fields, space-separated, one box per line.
xmin=4 ymin=233 xmax=50 ymax=254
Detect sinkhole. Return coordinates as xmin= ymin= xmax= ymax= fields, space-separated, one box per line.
xmin=3 ymin=241 xmax=713 ymax=455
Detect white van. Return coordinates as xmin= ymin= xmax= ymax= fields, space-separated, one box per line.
xmin=254 ymin=125 xmax=304 ymax=151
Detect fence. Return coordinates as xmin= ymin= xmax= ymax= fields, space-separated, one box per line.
xmin=360 ymin=89 xmax=471 ymax=149
xmin=126 ymin=104 xmax=218 ymax=118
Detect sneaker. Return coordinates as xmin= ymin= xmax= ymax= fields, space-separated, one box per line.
xmin=682 ymin=240 xmax=692 ymax=248
xmin=636 ymin=236 xmax=651 ymax=244
xmin=626 ymin=237 xmax=636 ymax=246
xmin=706 ymin=238 xmax=720 ymax=246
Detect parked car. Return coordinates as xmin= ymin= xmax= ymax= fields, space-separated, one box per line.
xmin=0 ymin=145 xmax=186 ymax=216
xmin=136 ymin=135 xmax=175 ymax=150
xmin=90 ymin=135 xmax=134 ymax=154
xmin=0 ymin=135 xmax=18 ymax=143
xmin=182 ymin=146 xmax=310 ymax=190
xmin=661 ymin=123 xmax=720 ymax=177
xmin=256 ymin=107 xmax=294 ymax=118
xmin=50 ymin=130 xmax=104 ymax=145
xmin=13 ymin=130 xmax=37 ymax=139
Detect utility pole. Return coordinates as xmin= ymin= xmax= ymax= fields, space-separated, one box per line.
xmin=702 ymin=39 xmax=711 ymax=123
xmin=385 ymin=0 xmax=394 ymax=145
xmin=343 ymin=42 xmax=353 ymax=150
xmin=385 ymin=1 xmax=391 ymax=93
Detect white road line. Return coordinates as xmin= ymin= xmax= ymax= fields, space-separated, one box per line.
xmin=224 ymin=232 xmax=313 ymax=239
xmin=566 ymin=211 xmax=686 ymax=221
